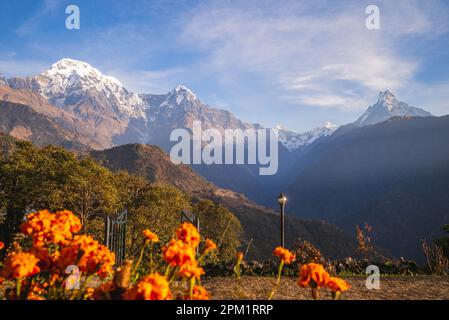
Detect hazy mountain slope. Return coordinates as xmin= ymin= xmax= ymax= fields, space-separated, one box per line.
xmin=286 ymin=115 xmax=449 ymax=261
xmin=215 ymin=191 xmax=361 ymax=261
xmin=91 ymin=143 xmax=360 ymax=260
xmin=0 ymin=85 xmax=103 ymax=149
xmin=0 ymin=101 xmax=89 ymax=151
xmin=91 ymin=144 xmax=216 ymax=198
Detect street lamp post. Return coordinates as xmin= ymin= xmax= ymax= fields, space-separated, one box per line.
xmin=277 ymin=193 xmax=287 ymax=247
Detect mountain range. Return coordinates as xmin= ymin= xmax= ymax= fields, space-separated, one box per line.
xmin=4 ymin=58 xmax=329 ymax=151
xmin=0 ymin=58 xmax=445 ymax=262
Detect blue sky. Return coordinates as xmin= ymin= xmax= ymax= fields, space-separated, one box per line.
xmin=1 ymin=0 xmax=449 ymax=132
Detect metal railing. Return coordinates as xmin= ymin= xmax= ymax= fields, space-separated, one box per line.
xmin=104 ymin=207 xmax=128 ymax=267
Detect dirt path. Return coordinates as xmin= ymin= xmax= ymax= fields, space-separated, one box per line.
xmin=204 ymin=275 xmax=449 ymax=300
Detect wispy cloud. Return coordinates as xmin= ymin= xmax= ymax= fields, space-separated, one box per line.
xmin=0 ymin=58 xmax=48 ymax=77
xmin=282 ymin=94 xmax=368 ymax=111
xmin=401 ymin=80 xmax=449 ymax=116
xmin=111 ymin=67 xmax=186 ymax=94
xmin=15 ymin=0 xmax=61 ymax=37
xmin=181 ymin=0 xmax=449 ymax=111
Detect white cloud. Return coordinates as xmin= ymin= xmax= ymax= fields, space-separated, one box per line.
xmin=281 ymin=93 xmax=368 ymax=111
xmin=181 ymin=0 xmax=449 ymax=112
xmin=380 ymin=0 xmax=449 ymax=36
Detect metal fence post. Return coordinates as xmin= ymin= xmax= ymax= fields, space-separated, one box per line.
xmin=103 ymin=207 xmax=128 ymax=267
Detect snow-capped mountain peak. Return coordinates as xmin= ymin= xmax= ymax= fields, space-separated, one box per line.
xmin=174 ymin=84 xmax=195 ymax=96
xmin=274 ymin=124 xmax=289 ymax=131
xmin=172 ymin=84 xmax=198 ymax=104
xmin=378 ymin=89 xmax=395 ymax=100
xmin=158 ymin=84 xmax=200 ymax=108
xmin=376 ymin=89 xmax=399 ymax=112
xmin=44 ymin=58 xmax=123 ymax=87
xmin=323 ymin=121 xmax=338 ymax=129
xmin=35 ymin=58 xmax=144 ymax=117
xmin=354 ymin=90 xmax=433 ymax=126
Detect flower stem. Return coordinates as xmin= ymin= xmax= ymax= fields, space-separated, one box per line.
xmin=132 ymin=240 xmax=149 ymax=278
xmin=189 ymin=277 xmax=195 ymax=300
xmin=16 ymin=279 xmax=22 ymax=299
xmin=268 ymin=260 xmax=284 ymax=300
xmin=149 ymin=246 xmax=154 ymax=273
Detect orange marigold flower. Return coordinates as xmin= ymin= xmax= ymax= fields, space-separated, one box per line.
xmin=27 ymin=282 xmax=46 ymax=300
xmin=273 ymin=247 xmax=296 ymax=264
xmin=142 ymin=229 xmax=159 ymax=242
xmin=176 ymin=222 xmax=200 ymax=248
xmin=178 ymin=262 xmax=205 ymax=279
xmin=2 ymin=252 xmax=40 ymax=279
xmin=162 ymin=239 xmax=196 ymax=267
xmin=236 ymin=251 xmax=244 ymax=262
xmin=186 ymin=285 xmax=210 ymax=300
xmin=84 ymin=287 xmax=95 ymax=300
xmin=55 ymin=210 xmax=82 ymax=234
xmin=298 ymin=263 xmax=330 ymax=288
xmin=27 ymin=292 xmax=46 ymax=300
xmin=123 ymin=273 xmax=171 ymax=300
xmin=58 ymin=235 xmax=115 ymax=278
xmin=327 ymin=277 xmax=350 ymax=292
xmin=20 ymin=210 xmax=81 ymax=247
xmin=29 ymin=246 xmax=60 ymax=270
xmin=0 ymin=241 xmax=4 ymax=250
xmin=204 ymin=239 xmax=217 ymax=254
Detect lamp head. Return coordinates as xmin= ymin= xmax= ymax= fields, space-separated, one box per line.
xmin=278 ymin=193 xmax=287 ymax=205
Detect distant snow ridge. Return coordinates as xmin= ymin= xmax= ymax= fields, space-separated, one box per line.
xmin=354 ymin=90 xmax=433 ymax=126
xmin=275 ymin=122 xmax=338 ymax=151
